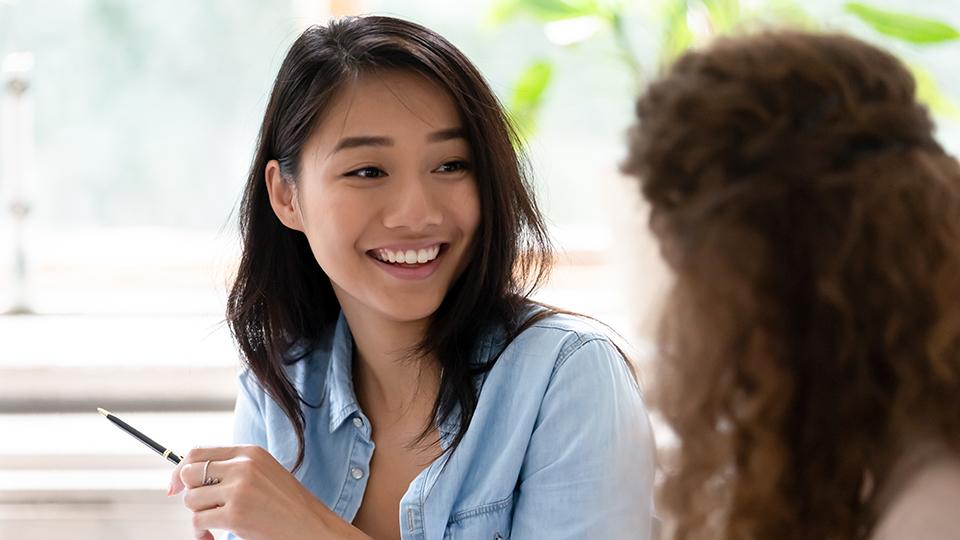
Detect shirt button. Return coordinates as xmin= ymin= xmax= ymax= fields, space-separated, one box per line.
xmin=350 ymin=467 xmax=364 ymax=480
xmin=353 ymin=417 xmax=363 ymax=428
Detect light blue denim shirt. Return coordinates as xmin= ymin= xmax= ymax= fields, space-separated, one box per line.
xmin=227 ymin=311 xmax=656 ymax=539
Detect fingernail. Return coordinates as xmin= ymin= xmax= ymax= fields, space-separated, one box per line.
xmin=166 ymin=485 xmax=173 ymax=497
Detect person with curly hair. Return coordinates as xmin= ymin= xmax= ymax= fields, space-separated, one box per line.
xmin=623 ymin=31 xmax=960 ymax=539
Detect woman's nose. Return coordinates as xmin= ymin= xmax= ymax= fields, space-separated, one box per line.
xmin=382 ymin=175 xmax=443 ymax=231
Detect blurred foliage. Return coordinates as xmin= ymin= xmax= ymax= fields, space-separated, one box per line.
xmin=509 ymin=59 xmax=554 ymax=138
xmin=490 ymin=0 xmax=615 ymax=23
xmin=911 ymin=63 xmax=960 ymax=122
xmin=493 ymin=0 xmax=960 ymax=136
xmin=845 ymin=2 xmax=960 ymax=44
xmin=845 ymin=2 xmax=960 ymax=120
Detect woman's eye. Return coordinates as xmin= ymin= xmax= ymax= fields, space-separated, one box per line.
xmin=435 ymin=160 xmax=471 ymax=174
xmin=345 ymin=166 xmax=386 ymax=178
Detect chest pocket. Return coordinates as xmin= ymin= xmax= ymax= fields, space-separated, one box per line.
xmin=443 ymin=496 xmax=513 ymax=540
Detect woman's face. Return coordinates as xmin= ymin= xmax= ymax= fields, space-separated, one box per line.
xmin=266 ymin=69 xmax=480 ymax=325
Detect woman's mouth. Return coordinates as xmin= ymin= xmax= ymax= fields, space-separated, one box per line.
xmin=370 ymin=244 xmax=444 ymax=266
xmin=367 ymin=243 xmax=449 ymax=280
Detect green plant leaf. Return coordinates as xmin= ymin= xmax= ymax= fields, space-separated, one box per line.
xmin=910 ymin=63 xmax=960 ymax=121
xmin=846 ymin=2 xmax=960 ymax=44
xmin=490 ymin=0 xmax=605 ymax=24
xmin=659 ymin=0 xmax=694 ymax=64
xmin=508 ymin=59 xmax=554 ymax=137
xmin=702 ymin=0 xmax=741 ymax=33
xmin=489 ymin=0 xmax=524 ymax=25
xmin=751 ymin=0 xmax=817 ymax=30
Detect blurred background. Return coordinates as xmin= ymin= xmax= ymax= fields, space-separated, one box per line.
xmin=1 ymin=0 xmax=957 ymax=537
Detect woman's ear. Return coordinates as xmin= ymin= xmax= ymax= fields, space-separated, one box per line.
xmin=265 ymin=159 xmax=304 ymax=232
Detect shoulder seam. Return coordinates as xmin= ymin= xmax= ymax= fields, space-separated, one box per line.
xmin=553 ymin=335 xmax=615 ymax=379
xmin=530 ymin=321 xmax=609 ymax=342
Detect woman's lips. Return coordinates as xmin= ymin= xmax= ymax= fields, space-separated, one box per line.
xmin=367 ymin=249 xmax=444 ymax=281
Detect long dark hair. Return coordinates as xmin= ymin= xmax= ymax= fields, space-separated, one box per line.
xmin=227 ymin=16 xmax=552 ymax=471
xmin=623 ymin=32 xmax=960 ymax=538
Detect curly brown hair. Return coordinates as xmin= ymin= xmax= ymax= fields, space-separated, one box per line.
xmin=623 ymin=31 xmax=960 ymax=539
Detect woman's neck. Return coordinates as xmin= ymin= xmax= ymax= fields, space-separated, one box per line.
xmin=342 ymin=307 xmax=440 ymax=418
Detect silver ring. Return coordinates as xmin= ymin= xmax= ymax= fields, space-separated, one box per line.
xmin=201 ymin=459 xmax=221 ymax=486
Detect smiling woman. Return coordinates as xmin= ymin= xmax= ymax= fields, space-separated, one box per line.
xmin=266 ymin=69 xmax=481 ymax=325
xmin=165 ymin=15 xmax=655 ymax=540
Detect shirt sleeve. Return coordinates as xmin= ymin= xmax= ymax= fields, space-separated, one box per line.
xmin=509 ymin=337 xmax=657 ymax=539
xmin=232 ymin=369 xmax=269 ymax=447
xmin=220 ymin=370 xmax=269 ymax=540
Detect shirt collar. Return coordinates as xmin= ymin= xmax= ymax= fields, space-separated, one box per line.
xmin=437 ymin=404 xmax=461 ymax=440
xmin=434 ymin=328 xmax=505 ymax=445
xmin=326 ymin=312 xmax=360 ymax=433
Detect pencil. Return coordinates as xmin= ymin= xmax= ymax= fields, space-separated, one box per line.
xmin=98 ymin=407 xmax=181 ymax=465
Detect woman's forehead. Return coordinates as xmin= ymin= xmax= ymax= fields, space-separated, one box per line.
xmin=320 ymin=70 xmax=461 ymax=140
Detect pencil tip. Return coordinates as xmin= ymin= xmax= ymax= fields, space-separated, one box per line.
xmin=97 ymin=407 xmax=110 ymax=417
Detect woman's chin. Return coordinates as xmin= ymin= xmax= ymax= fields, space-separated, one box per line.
xmin=375 ymin=299 xmax=444 ymax=325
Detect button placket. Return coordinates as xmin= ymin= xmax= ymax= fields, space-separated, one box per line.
xmin=332 ymin=415 xmax=373 ymax=519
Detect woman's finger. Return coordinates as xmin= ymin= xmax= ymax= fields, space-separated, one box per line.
xmin=181 ymin=445 xmax=253 ymax=465
xmin=168 ymin=462 xmax=185 ymax=496
xmin=169 ymin=445 xmax=260 ymax=494
xmin=190 ymin=504 xmax=232 ymax=537
xmin=179 ymin=458 xmax=228 ymax=490
xmin=183 ymin=482 xmax=227 ymax=512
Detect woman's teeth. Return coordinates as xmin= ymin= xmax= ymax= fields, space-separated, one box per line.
xmin=374 ymin=245 xmax=441 ymax=265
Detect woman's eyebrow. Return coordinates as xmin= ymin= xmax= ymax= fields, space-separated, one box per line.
xmin=333 ymin=136 xmax=393 ymax=152
xmin=332 ymin=127 xmax=466 ymax=154
xmin=427 ymin=127 xmax=466 ymax=142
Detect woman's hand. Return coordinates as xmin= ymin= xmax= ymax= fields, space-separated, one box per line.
xmin=168 ymin=445 xmax=366 ymax=540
